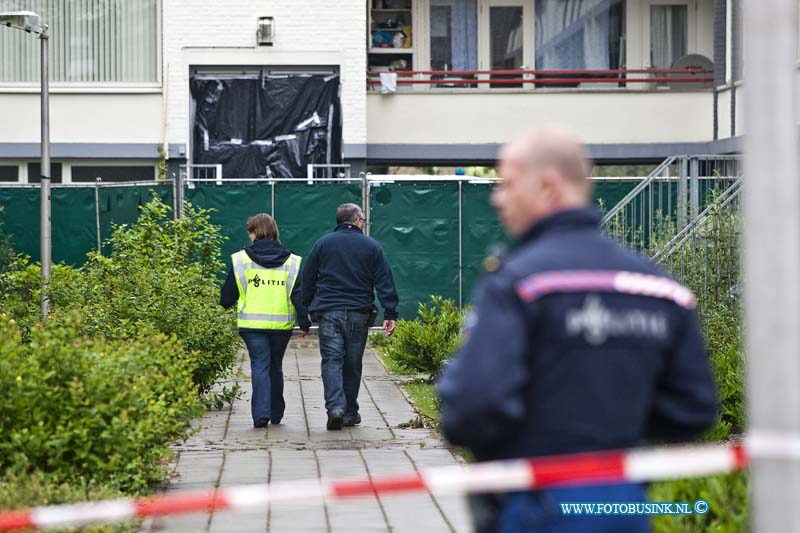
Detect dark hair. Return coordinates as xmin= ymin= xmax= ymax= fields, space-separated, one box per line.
xmin=246 ymin=213 xmax=280 ymax=241
xmin=336 ymin=203 xmax=364 ymax=225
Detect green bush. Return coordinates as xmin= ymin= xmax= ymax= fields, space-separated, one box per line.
xmin=649 ymin=471 xmax=748 ymax=533
xmin=702 ymin=302 xmax=745 ymax=440
xmin=628 ymin=195 xmax=747 ymax=530
xmin=0 ymin=196 xmax=240 ymax=393
xmin=383 ymin=296 xmax=465 ymax=379
xmin=0 ymin=313 xmax=203 ymax=493
xmin=0 ymin=206 xmax=16 ymax=276
xmin=74 ymin=197 xmax=239 ymax=393
xmin=0 ymin=471 xmax=136 ymax=533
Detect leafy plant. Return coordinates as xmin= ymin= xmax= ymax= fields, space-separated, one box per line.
xmin=0 ymin=206 xmax=16 ymax=276
xmin=0 ymin=196 xmax=242 ymax=393
xmin=203 ymin=383 xmax=243 ymax=411
xmin=649 ymin=471 xmax=749 ymax=533
xmin=0 ymin=313 xmax=203 ymax=493
xmin=609 ymin=191 xmax=747 ymax=530
xmin=382 ymin=296 xmax=465 ymax=380
xmin=157 ymin=144 xmax=168 ymax=181
xmin=0 ymin=471 xmax=136 ymax=532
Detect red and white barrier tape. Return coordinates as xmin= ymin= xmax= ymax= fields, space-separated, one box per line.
xmin=0 ymin=442 xmax=749 ymax=532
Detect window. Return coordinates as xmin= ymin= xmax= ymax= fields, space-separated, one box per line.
xmin=429 ymin=0 xmax=478 ymax=71
xmin=430 ymin=3 xmax=453 ymax=70
xmin=0 ymin=166 xmax=18 ymax=182
xmin=489 ymin=5 xmax=524 ymax=87
xmin=732 ymin=0 xmax=743 ymax=81
xmin=535 ymin=0 xmax=625 ymax=70
xmin=650 ymin=4 xmax=688 ymax=69
xmin=0 ymin=0 xmax=159 ymax=83
xmin=72 ymin=166 xmax=156 ymax=182
xmin=27 ymin=162 xmax=62 ymax=183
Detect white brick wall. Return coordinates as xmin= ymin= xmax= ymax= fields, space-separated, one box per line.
xmin=162 ymin=0 xmax=367 ymax=154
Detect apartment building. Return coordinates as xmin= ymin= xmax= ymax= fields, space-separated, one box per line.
xmin=0 ymin=0 xmax=754 ymax=182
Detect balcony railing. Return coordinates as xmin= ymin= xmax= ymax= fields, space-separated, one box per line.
xmin=367 ymin=68 xmax=713 ymax=90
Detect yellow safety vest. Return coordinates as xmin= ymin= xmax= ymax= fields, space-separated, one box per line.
xmin=231 ymin=250 xmax=302 ymax=330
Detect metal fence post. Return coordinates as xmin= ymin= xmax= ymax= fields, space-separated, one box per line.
xmin=361 ymin=172 xmax=370 ymax=236
xmin=172 ymin=174 xmax=178 ymax=217
xmin=677 ymin=157 xmax=688 ymax=230
xmin=689 ymin=156 xmax=700 ymax=220
xmin=458 ymin=180 xmax=463 ymax=309
xmin=270 ymin=180 xmax=275 ymax=217
xmin=94 ymin=178 xmax=102 ymax=253
xmin=743 ymin=0 xmax=800 ymax=530
xmin=364 ymin=173 xmax=371 ymax=237
xmin=175 ymin=168 xmax=184 ymax=219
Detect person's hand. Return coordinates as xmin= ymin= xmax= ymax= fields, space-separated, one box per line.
xmin=299 ymin=329 xmax=309 ymax=338
xmin=308 ymin=313 xmax=313 ymax=323
xmin=383 ymin=320 xmax=396 ymax=337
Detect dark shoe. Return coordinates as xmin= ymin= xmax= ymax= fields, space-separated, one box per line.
xmin=327 ymin=411 xmax=344 ymax=431
xmin=253 ymin=418 xmax=270 ymax=428
xmin=343 ymin=413 xmax=361 ymax=427
xmin=270 ymin=416 xmax=282 ymax=425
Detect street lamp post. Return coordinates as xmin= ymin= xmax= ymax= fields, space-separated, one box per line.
xmin=0 ymin=11 xmax=50 ymax=318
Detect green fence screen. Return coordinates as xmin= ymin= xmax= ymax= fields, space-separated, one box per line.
xmin=0 ymin=179 xmax=638 ymax=318
xmin=0 ymin=184 xmax=172 ymax=265
xmin=370 ymin=182 xmax=460 ymax=319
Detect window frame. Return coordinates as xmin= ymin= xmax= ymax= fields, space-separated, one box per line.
xmin=0 ymin=161 xmax=23 ymax=183
xmin=0 ymin=0 xmax=163 ymax=92
xmin=0 ymin=160 xmax=159 ymax=184
xmin=478 ymin=0 xmax=533 ymax=72
xmin=428 ymin=0 xmax=456 ymax=71
xmin=641 ymin=0 xmax=698 ymax=69
xmin=69 ymin=161 xmax=160 ymax=183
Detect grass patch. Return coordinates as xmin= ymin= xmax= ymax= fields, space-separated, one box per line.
xmin=403 ymin=382 xmax=439 ymax=421
xmin=372 ymin=344 xmax=407 ymax=376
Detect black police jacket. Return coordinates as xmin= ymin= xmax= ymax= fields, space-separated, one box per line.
xmin=438 ymin=208 xmax=718 ymax=461
xmin=301 ymin=224 xmax=399 ymax=320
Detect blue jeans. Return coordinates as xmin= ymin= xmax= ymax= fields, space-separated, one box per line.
xmin=240 ymin=330 xmax=292 ymax=423
xmin=318 ymin=310 xmax=371 ymax=415
xmin=473 ymin=483 xmax=648 ymax=533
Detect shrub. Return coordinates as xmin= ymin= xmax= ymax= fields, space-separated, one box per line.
xmin=74 ymin=197 xmax=239 ymax=393
xmin=649 ymin=471 xmax=748 ymax=533
xmin=0 ymin=196 xmax=241 ymax=394
xmin=0 ymin=471 xmax=136 ymax=533
xmin=702 ymin=302 xmax=745 ymax=440
xmin=383 ymin=296 xmax=465 ymax=379
xmin=626 ymin=194 xmax=747 ymax=529
xmin=0 ymin=206 xmax=16 ymax=276
xmin=0 ymin=313 xmax=203 ymax=493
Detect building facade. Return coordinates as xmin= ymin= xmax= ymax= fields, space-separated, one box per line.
xmin=0 ymin=0 xmax=759 ymax=182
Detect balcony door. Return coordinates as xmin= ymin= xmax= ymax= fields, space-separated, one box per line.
xmin=478 ymin=0 xmax=532 ymax=87
xmin=642 ymin=0 xmax=698 ymax=69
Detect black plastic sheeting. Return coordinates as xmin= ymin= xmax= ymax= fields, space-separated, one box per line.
xmin=191 ymin=74 xmax=342 ymax=179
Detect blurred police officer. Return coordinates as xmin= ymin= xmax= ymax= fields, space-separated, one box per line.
xmin=438 ymin=127 xmax=718 ymax=532
xmin=302 ymin=203 xmax=399 ymax=430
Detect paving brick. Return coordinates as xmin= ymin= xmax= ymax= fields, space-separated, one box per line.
xmin=148 ymin=339 xmax=470 ymax=533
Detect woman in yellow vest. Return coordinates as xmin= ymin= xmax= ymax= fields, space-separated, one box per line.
xmin=220 ymin=214 xmax=311 ymax=428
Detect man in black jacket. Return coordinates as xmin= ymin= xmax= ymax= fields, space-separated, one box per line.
xmin=302 ymin=203 xmax=399 ymax=430
xmin=438 ymin=127 xmax=718 ymax=532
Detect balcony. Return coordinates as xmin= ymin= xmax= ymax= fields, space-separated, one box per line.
xmin=367 ymin=68 xmax=714 ymax=149
xmin=365 ymin=0 xmax=716 ymax=156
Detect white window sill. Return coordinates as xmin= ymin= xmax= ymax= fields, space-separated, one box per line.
xmin=0 ymin=84 xmax=162 ymax=94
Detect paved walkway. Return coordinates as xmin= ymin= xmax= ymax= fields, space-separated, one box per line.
xmin=145 ymin=337 xmax=471 ymax=533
